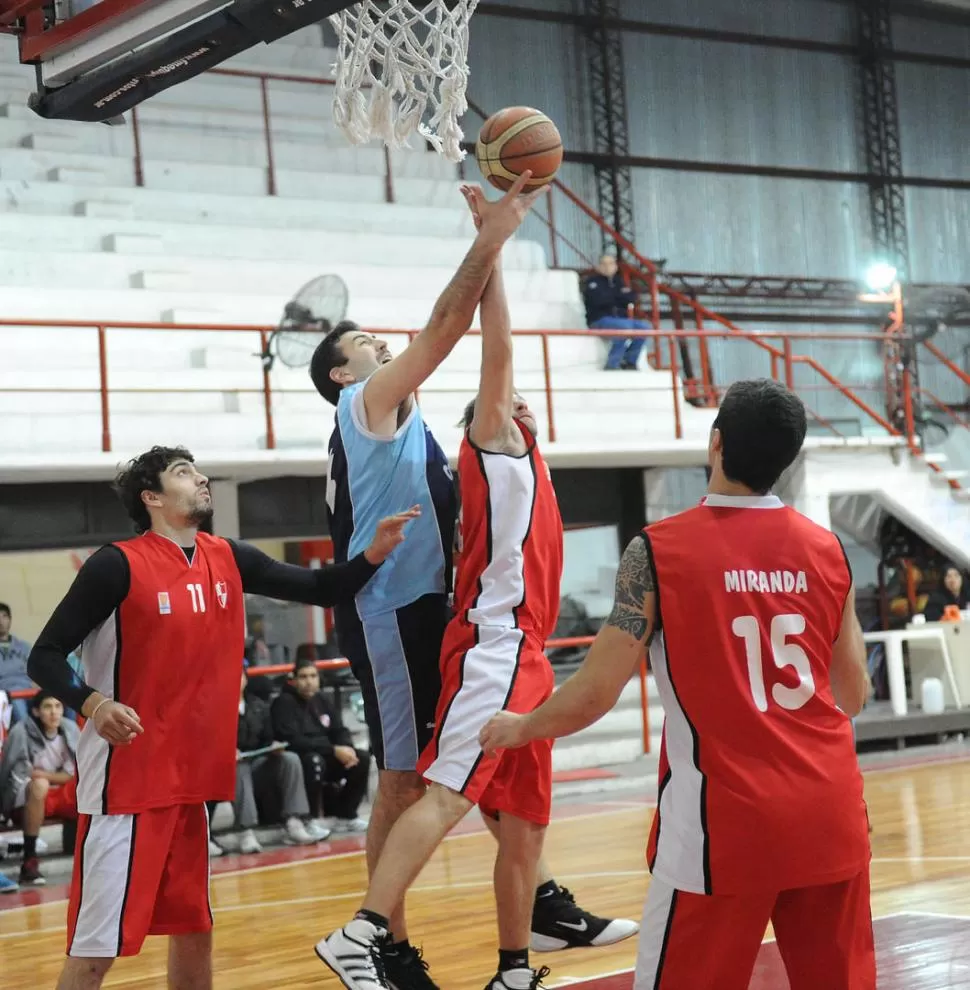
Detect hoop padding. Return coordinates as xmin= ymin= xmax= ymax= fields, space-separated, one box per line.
xmin=329 ymin=0 xmax=479 ymax=163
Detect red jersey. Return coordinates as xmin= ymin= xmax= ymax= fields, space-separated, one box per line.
xmin=76 ymin=532 xmax=244 ymax=815
xmin=645 ymin=494 xmax=869 ymax=895
xmin=450 ymin=426 xmax=563 ymax=650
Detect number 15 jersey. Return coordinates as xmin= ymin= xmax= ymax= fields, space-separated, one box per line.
xmin=644 ymin=493 xmax=870 ymax=896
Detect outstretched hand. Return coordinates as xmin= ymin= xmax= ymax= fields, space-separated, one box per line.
xmin=461 ymin=171 xmax=548 ymax=244
xmin=364 ymin=505 xmax=421 ymax=565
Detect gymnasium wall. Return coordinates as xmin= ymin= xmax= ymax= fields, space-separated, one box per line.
xmin=468 ymin=0 xmax=970 ymax=284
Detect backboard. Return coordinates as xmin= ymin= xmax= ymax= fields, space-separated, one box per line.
xmin=0 ymin=0 xmax=356 ymax=122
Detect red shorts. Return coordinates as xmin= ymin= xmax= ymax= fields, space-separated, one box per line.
xmin=635 ymin=870 xmax=875 ymax=990
xmin=46 ymin=776 xmax=78 ymax=820
xmin=418 ymin=633 xmax=554 ymax=826
xmin=66 ymin=803 xmax=212 ymax=958
xmin=11 ymin=776 xmax=78 ymax=825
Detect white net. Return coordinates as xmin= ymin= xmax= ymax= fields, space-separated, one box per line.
xmin=328 ymin=0 xmax=479 ymax=163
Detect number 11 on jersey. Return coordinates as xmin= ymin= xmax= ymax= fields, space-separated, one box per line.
xmin=187 ymin=583 xmax=206 ymax=613
xmin=732 ymin=613 xmax=815 ymax=712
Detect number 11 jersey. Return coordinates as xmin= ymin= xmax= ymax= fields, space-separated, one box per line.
xmin=644 ymin=493 xmax=870 ymax=896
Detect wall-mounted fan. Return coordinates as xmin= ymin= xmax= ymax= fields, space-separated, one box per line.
xmin=260 ymin=274 xmax=350 ymax=371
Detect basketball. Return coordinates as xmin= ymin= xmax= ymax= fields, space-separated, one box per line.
xmin=475 ymin=106 xmax=563 ymax=192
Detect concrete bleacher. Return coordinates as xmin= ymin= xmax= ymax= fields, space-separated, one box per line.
xmin=0 ymin=28 xmax=717 ymax=456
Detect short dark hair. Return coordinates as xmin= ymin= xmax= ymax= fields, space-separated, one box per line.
xmin=712 ymin=379 xmax=807 ymax=494
xmin=292 ymin=656 xmax=318 ymax=676
xmin=309 ymin=321 xmax=360 ymax=406
xmin=460 ymin=397 xmax=476 ymax=429
xmin=31 ymin=689 xmax=61 ymax=713
xmin=114 ymin=446 xmax=195 ymax=534
xmin=0 ymin=602 xmax=9 ymax=619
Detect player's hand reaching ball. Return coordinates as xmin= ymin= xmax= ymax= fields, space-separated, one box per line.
xmin=464 ymin=171 xmax=549 ymax=246
xmin=479 ymin=710 xmax=531 ymax=756
xmin=86 ymin=696 xmax=144 ymax=746
xmin=364 ymin=506 xmax=421 ymax=565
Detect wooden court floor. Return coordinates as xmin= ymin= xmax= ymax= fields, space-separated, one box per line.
xmin=4 ymin=754 xmax=970 ymax=989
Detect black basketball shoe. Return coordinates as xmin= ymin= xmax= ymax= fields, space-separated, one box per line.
xmin=530 ymin=885 xmax=639 ymax=952
xmin=383 ymin=942 xmax=440 ymax=990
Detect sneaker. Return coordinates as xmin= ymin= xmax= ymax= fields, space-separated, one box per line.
xmin=208 ymin=839 xmax=226 ymax=858
xmin=530 ymin=885 xmax=639 ymax=952
xmin=484 ymin=967 xmax=550 ymax=990
xmin=239 ymin=829 xmax=263 ymax=855
xmin=18 ymin=857 xmax=46 ymax=887
xmin=315 ymin=918 xmax=392 ymax=990
xmin=285 ymin=817 xmax=318 ymax=845
xmin=331 ymin=817 xmax=370 ymax=835
xmin=383 ymin=942 xmax=439 ymax=990
xmin=0 ymin=873 xmax=19 ymax=894
xmin=306 ymin=818 xmax=332 ymax=842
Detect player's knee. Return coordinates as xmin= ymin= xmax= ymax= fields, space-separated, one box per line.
xmin=63 ymin=955 xmax=115 ymax=984
xmin=376 ymin=770 xmax=425 ymax=811
xmin=426 ymin=782 xmax=473 ymax=822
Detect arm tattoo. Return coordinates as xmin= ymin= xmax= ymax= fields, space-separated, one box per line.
xmin=604 ymin=535 xmax=655 ymax=643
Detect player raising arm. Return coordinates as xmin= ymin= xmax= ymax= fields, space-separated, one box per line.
xmin=482 ymin=379 xmax=874 ymax=990
xmin=26 ymin=445 xmax=417 ymax=990
xmin=315 ymin=184 xmax=636 ymax=990
xmin=309 ymin=176 xmax=634 ymax=988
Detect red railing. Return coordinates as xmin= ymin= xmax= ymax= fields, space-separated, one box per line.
xmin=0 ymin=319 xmax=914 ymax=452
xmin=9 ymin=640 xmax=654 ymax=755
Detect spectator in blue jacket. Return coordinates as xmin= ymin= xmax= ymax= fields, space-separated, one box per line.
xmin=583 ymin=254 xmax=651 ymax=370
xmin=0 ymin=605 xmax=34 ymax=724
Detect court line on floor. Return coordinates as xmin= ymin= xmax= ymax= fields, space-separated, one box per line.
xmin=871 ymin=856 xmax=970 ymax=863
xmin=0 ymin=805 xmax=651 ymax=917
xmin=0 ymin=869 xmax=652 ymax=938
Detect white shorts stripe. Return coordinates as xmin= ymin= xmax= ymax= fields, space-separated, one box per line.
xmin=649 ymin=632 xmax=709 ymax=894
xmin=69 ymin=814 xmax=136 ymax=958
xmin=424 ymin=625 xmax=523 ymax=791
xmin=633 ymin=878 xmax=677 ymax=990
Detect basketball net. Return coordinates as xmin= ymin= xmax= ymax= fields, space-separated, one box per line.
xmin=329 ymin=0 xmax=479 ymax=163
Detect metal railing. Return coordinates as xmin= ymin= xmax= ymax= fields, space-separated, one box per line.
xmin=0 ymin=319 xmax=920 ymax=452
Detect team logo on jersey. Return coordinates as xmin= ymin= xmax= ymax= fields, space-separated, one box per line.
xmin=215 ymin=582 xmax=229 ymax=609
xmin=157 ymin=592 xmax=172 ymax=615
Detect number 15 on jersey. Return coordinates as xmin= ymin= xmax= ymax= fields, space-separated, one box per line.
xmin=732 ymin=613 xmax=816 ymax=713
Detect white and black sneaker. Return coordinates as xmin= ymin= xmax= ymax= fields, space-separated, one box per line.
xmin=316 ymin=918 xmax=392 ymax=990
xmin=484 ymin=966 xmax=550 ymax=990
xmin=530 ymin=885 xmax=639 ymax=952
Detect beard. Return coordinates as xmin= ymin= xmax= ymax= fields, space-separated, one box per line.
xmin=187 ymin=503 xmax=215 ymax=529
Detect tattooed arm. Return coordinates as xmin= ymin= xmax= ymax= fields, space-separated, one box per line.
xmin=480 ymin=534 xmax=658 ymax=751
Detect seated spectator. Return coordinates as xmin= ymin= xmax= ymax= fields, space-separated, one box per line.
xmin=0 ymin=690 xmax=79 ymax=887
xmin=211 ymin=669 xmax=320 ymax=855
xmin=583 ymin=254 xmax=650 ymax=370
xmin=272 ymin=657 xmax=371 ymax=834
xmin=924 ymin=564 xmax=970 ymax=621
xmin=0 ymin=604 xmax=34 ymax=724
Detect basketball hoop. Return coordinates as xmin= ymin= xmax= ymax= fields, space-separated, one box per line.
xmin=329 ymin=0 xmax=479 ymax=163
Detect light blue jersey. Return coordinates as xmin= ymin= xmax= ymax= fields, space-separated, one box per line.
xmin=326 ymin=382 xmax=457 ymax=618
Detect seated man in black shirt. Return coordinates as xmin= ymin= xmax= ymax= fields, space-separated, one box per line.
xmin=211 ymin=668 xmax=320 ymax=856
xmin=582 ymin=253 xmax=650 ymax=370
xmin=272 ymin=657 xmax=371 ymax=835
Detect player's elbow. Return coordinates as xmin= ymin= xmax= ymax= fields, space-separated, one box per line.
xmin=832 ymin=663 xmax=870 ymax=718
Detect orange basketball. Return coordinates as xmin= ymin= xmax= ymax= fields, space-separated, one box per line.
xmin=475 ymin=106 xmax=563 ymax=192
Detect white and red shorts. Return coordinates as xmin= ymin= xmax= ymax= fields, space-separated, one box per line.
xmin=67 ymin=803 xmax=212 ymax=958
xmin=418 ymin=627 xmax=554 ymax=826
